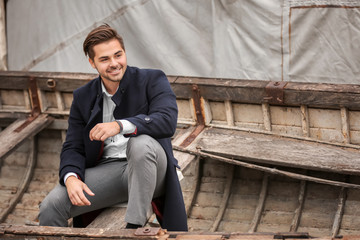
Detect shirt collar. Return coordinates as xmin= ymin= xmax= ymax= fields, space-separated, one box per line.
xmin=101 ymin=80 xmax=118 ymax=98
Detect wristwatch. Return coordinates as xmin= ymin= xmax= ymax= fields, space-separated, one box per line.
xmin=115 ymin=120 xmax=123 ymax=133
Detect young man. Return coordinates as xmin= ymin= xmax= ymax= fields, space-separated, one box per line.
xmin=38 ymin=24 xmax=188 ymax=231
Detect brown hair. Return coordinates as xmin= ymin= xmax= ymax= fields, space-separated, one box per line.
xmin=83 ymin=24 xmax=125 ymax=60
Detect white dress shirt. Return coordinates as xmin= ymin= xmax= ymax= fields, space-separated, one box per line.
xmin=64 ymin=81 xmax=136 ymax=183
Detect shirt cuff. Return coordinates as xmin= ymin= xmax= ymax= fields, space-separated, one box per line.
xmin=118 ymin=120 xmax=136 ymax=134
xmin=64 ymin=172 xmax=78 ymax=183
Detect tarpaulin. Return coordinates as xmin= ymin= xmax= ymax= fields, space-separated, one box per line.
xmin=5 ymin=0 xmax=360 ymax=84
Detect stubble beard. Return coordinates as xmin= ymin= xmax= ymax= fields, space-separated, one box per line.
xmin=102 ymin=66 xmax=124 ymax=83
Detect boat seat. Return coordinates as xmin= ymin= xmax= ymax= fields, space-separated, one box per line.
xmin=182 ymin=127 xmax=360 ymax=175
xmin=84 ymin=202 xmax=159 ymax=229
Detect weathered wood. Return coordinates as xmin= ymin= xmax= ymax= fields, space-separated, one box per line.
xmin=0 ymin=0 xmax=6 ymax=71
xmin=0 ymin=71 xmax=94 ymax=91
xmin=173 ymin=146 xmax=360 ymax=190
xmin=87 ymin=205 xmax=127 ymax=229
xmin=173 ymin=149 xmax=196 ymax=171
xmin=3 ymin=223 xmax=330 ymax=240
xmin=2 ymin=71 xmax=360 ymax=237
xmin=210 ymin=165 xmax=234 ymax=232
xmin=224 ymin=100 xmax=234 ymax=126
xmin=46 ymin=119 xmax=68 ymax=130
xmin=300 ymin=105 xmax=310 ymax=137
xmin=332 ymin=187 xmax=347 ymax=237
xmin=173 ymin=77 xmax=360 ymax=110
xmin=262 ymin=103 xmax=271 ymax=131
xmin=2 ymin=72 xmax=360 ymax=110
xmin=284 ymin=82 xmax=360 ymax=110
xmin=173 ymin=77 xmax=268 ymax=103
xmin=290 ymin=180 xmax=306 ymax=232
xmin=55 ymin=91 xmax=65 ymax=111
xmin=0 ymin=112 xmax=29 ymax=121
xmin=191 ymin=128 xmax=360 ymax=175
xmin=186 ymin=156 xmax=202 ymax=215
xmin=341 ymin=108 xmax=350 ymax=144
xmin=0 ymin=224 xmax=169 ymax=239
xmin=248 ymin=174 xmax=269 ymax=233
xmin=0 ymin=137 xmax=36 ymax=222
xmin=0 ymin=114 xmax=53 ymax=161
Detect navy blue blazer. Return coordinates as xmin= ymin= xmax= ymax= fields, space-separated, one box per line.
xmin=59 ymin=66 xmax=188 ymax=231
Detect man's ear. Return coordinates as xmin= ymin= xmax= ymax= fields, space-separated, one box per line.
xmin=88 ymin=58 xmax=96 ymax=69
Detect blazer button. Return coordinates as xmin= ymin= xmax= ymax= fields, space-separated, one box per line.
xmin=145 ymin=117 xmax=150 ymax=122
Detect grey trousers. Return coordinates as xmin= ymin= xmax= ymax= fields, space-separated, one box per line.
xmin=38 ymin=135 xmax=167 ymax=227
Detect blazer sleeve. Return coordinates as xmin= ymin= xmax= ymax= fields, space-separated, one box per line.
xmin=59 ymin=91 xmax=87 ymax=185
xmin=124 ymin=70 xmax=178 ymax=139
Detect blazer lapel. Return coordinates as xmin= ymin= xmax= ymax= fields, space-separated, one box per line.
xmin=113 ymin=67 xmax=131 ymax=118
xmin=87 ymin=79 xmax=104 ymax=127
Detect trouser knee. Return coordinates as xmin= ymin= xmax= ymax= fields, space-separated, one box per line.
xmin=127 ymin=135 xmax=158 ymax=165
xmin=38 ymin=186 xmax=69 ymax=227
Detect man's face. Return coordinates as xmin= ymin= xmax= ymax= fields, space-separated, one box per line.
xmin=89 ymin=38 xmax=127 ymax=84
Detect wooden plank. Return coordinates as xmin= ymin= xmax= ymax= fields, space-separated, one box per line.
xmin=173 ymin=150 xmax=196 ymax=171
xmin=285 ymin=82 xmax=360 ymax=110
xmin=1 ymin=71 xmax=360 ymax=110
xmin=200 ymin=177 xmax=227 ymax=193
xmin=1 ymin=223 xmax=341 ymax=240
xmin=0 ymin=137 xmax=36 ymax=222
xmin=87 ymin=206 xmax=127 ymax=230
xmin=190 ymin=206 xmax=219 ymax=220
xmin=174 ymin=146 xmax=360 ymax=190
xmin=0 ymin=114 xmax=53 ymax=161
xmin=0 ymin=71 xmax=94 ymax=91
xmin=192 ymin=128 xmax=360 ymax=175
xmin=0 ymin=224 xmax=169 ymax=239
xmin=0 ymin=165 xmax=26 ymax=180
xmin=173 ymin=77 xmax=267 ymax=104
xmin=173 ymin=77 xmax=360 ymax=110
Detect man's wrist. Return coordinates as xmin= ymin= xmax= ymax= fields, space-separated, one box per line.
xmin=115 ymin=120 xmax=123 ymax=133
xmin=64 ymin=172 xmax=79 ymax=184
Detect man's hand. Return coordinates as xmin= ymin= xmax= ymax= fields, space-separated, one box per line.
xmin=65 ymin=176 xmax=95 ymax=206
xmin=89 ymin=121 xmax=121 ymax=141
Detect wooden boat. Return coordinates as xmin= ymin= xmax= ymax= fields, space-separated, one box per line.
xmin=0 ymin=71 xmax=360 ymax=239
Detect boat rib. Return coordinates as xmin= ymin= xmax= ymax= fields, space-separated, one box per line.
xmin=210 ymin=164 xmax=234 ymax=232
xmin=331 ymin=186 xmax=347 ymax=237
xmin=0 ymin=137 xmax=36 ymax=223
xmin=290 ymin=180 xmax=306 ymax=232
xmin=248 ymin=173 xmax=269 ymax=233
xmin=186 ymin=156 xmax=202 ymax=216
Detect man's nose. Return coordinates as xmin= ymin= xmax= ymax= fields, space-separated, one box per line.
xmin=109 ymin=58 xmax=117 ymax=67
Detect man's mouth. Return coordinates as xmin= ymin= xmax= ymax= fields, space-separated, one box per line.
xmin=108 ymin=67 xmax=122 ymax=75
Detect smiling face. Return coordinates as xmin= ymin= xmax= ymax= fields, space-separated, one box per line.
xmin=89 ymin=38 xmax=127 ymax=90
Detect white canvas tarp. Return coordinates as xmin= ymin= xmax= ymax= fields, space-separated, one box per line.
xmin=5 ymin=0 xmax=360 ymax=84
